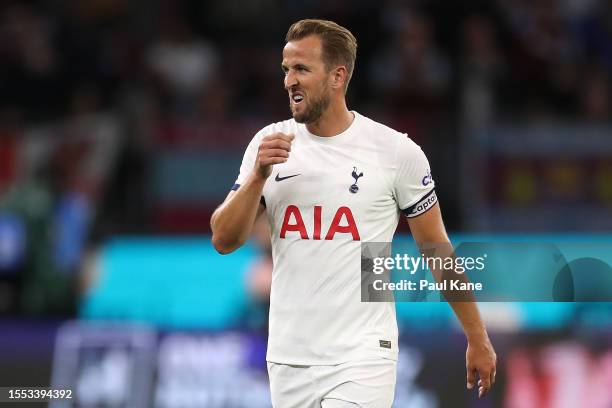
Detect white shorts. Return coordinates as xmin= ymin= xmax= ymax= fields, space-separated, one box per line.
xmin=267 ymin=358 xmax=397 ymax=408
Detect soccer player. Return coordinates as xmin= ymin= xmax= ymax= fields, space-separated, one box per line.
xmin=211 ymin=19 xmax=496 ymax=408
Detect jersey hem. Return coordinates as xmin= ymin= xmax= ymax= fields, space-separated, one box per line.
xmin=265 ymin=348 xmax=399 ymax=366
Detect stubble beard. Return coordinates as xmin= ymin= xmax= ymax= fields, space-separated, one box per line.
xmin=291 ymin=88 xmax=331 ymax=124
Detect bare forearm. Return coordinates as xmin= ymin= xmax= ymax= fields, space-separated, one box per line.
xmin=211 ymin=172 xmax=265 ymax=254
xmin=408 ymin=203 xmax=496 ymax=397
xmin=449 ymin=301 xmax=489 ymax=342
xmin=212 ymin=132 xmax=293 ymax=253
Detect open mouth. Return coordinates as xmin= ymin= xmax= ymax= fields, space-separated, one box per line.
xmin=291 ymin=93 xmax=304 ymax=105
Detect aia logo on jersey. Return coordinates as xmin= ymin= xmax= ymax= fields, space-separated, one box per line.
xmin=279 ymin=205 xmax=360 ymax=241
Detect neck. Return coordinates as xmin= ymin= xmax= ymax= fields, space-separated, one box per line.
xmin=305 ymin=99 xmax=354 ymax=137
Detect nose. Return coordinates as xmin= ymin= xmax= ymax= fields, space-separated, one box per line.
xmin=284 ymin=70 xmax=298 ymax=90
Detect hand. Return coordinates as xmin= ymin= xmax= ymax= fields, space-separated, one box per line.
xmin=466 ymin=336 xmax=497 ymax=398
xmin=254 ymin=133 xmax=295 ymax=179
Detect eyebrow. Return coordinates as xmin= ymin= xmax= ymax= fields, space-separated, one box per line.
xmin=281 ymin=63 xmax=309 ymax=71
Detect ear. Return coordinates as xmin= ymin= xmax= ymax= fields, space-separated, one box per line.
xmin=329 ymin=66 xmax=348 ymax=90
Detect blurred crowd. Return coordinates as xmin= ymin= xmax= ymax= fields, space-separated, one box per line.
xmin=0 ymin=0 xmax=611 ymax=315
xmin=2 ymin=0 xmax=612 ymax=124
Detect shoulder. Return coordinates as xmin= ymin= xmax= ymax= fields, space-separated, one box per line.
xmin=355 ymin=112 xmax=425 ymax=163
xmin=255 ymin=118 xmax=298 ymax=139
xmin=355 ymin=112 xmax=398 ymax=135
xmin=244 ymin=118 xmax=298 ymax=150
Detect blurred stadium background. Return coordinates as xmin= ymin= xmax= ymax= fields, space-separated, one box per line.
xmin=1 ymin=0 xmax=612 ymax=407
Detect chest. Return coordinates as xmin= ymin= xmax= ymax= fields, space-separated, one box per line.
xmin=263 ymin=142 xmax=394 ymax=210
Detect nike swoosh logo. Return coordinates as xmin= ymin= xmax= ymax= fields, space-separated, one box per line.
xmin=275 ymin=173 xmax=301 ymax=182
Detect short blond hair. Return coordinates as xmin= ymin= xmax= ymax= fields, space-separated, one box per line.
xmin=286 ymin=19 xmax=357 ymax=92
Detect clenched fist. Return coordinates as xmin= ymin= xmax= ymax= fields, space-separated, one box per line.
xmin=255 ymin=133 xmax=295 ymax=179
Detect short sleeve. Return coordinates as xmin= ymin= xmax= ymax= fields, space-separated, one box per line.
xmin=231 ymin=127 xmax=269 ymax=191
xmin=393 ymin=136 xmax=437 ymax=218
xmin=231 ymin=127 xmax=269 ymax=207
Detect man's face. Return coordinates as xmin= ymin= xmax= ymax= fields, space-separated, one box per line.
xmin=282 ymin=35 xmax=331 ymax=124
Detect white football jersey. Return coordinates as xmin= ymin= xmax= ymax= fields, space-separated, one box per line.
xmin=233 ymin=111 xmax=437 ymax=365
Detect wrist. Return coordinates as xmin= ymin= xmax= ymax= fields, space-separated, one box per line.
xmin=248 ymin=170 xmax=269 ymax=185
xmin=466 ymin=328 xmax=489 ymax=344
